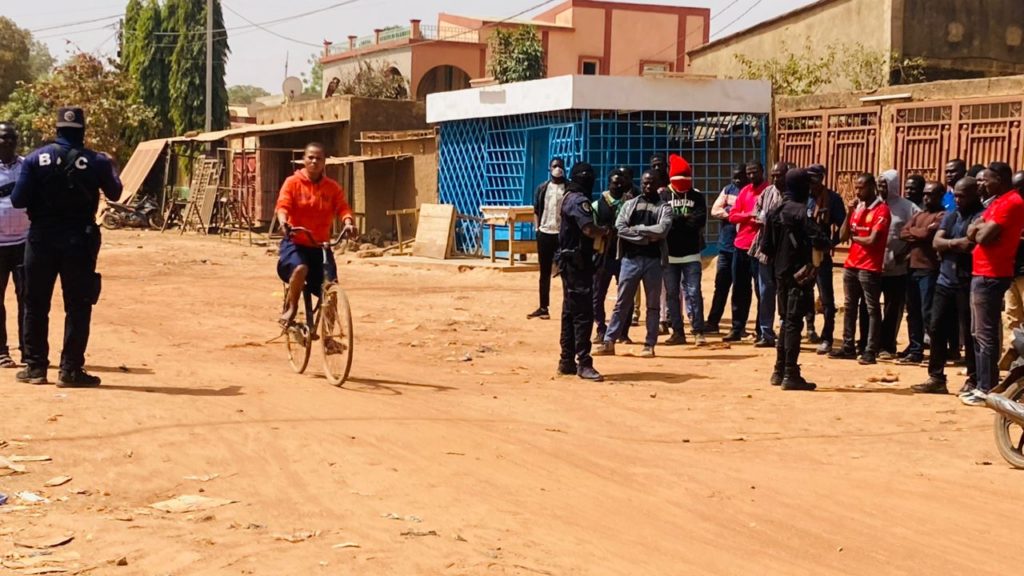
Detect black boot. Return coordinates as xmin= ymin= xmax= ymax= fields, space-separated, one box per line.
xmin=781 ymin=366 xmax=816 ymax=391
xmin=770 ymin=364 xmax=783 ymax=386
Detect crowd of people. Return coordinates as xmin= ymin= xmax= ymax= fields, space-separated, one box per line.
xmin=534 ymin=152 xmax=1024 ymax=403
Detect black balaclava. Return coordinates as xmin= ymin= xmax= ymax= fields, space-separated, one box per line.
xmin=785 ymin=168 xmax=811 ymax=204
xmin=570 ymin=162 xmax=596 ymax=195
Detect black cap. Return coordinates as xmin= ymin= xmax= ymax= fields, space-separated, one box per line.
xmin=56 ymin=107 xmax=85 ymax=129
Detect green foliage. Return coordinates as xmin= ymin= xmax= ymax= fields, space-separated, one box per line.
xmin=302 ymin=53 xmax=323 ymax=96
xmin=0 ymin=16 xmax=33 ymax=103
xmin=167 ymin=0 xmax=230 ymax=133
xmin=334 ymin=61 xmax=408 ymax=100
xmin=488 ymin=26 xmax=545 ymax=84
xmin=136 ymin=0 xmax=173 ymax=136
xmin=0 ymin=53 xmax=158 ymax=163
xmin=28 ymin=40 xmax=55 ymax=80
xmin=735 ymin=40 xmax=928 ymax=96
xmin=228 ymin=84 xmax=270 ymax=105
xmin=118 ymin=0 xmax=144 ymax=77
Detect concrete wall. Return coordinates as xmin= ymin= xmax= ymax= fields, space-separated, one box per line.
xmin=902 ymin=0 xmax=1024 ymax=79
xmin=688 ymin=0 xmax=893 ymax=92
xmin=410 ymin=42 xmax=485 ymax=99
xmin=609 ymin=9 xmax=677 ymax=74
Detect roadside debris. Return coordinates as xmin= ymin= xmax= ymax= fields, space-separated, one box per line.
xmin=332 ymin=542 xmax=360 ymax=549
xmin=273 ymin=530 xmax=319 ymax=543
xmin=149 ymin=495 xmax=236 ymax=513
xmin=44 ymin=476 xmax=72 ymax=487
xmin=14 ymin=533 xmax=75 ymax=549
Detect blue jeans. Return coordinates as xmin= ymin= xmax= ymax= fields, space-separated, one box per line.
xmin=806 ymin=259 xmax=837 ymax=343
xmin=971 ymin=276 xmax=1011 ymax=392
xmin=665 ymin=261 xmax=706 ymax=335
xmin=706 ymin=250 xmax=733 ymax=328
xmin=605 ymin=256 xmax=664 ymax=347
xmin=906 ymin=271 xmax=937 ymax=355
xmin=757 ymin=261 xmax=777 ymax=341
xmin=730 ymin=249 xmax=758 ymax=335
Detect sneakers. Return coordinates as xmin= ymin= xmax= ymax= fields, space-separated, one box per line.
xmin=638 ymin=346 xmax=656 ymax=358
xmin=58 ymin=369 xmax=101 ymax=388
xmin=898 ymin=354 xmax=924 ymax=365
xmin=591 ymin=329 xmax=606 ymax=345
xmin=592 ymin=342 xmax=616 ymax=356
xmin=877 ymin=351 xmax=895 ymax=361
xmin=704 ymin=324 xmax=721 ymax=335
xmin=722 ymin=331 xmax=745 ymax=342
xmin=958 ymin=379 xmax=977 ymax=396
xmin=816 ymin=341 xmax=833 ymax=355
xmin=659 ymin=321 xmax=670 ymax=335
xmin=911 ymin=378 xmax=948 ymax=394
xmin=960 ymin=389 xmax=988 ymax=407
xmin=829 ymin=347 xmax=858 ymax=360
xmin=664 ymin=332 xmax=687 ymax=346
xmin=527 ymin=307 xmax=550 ymax=320
xmin=754 ymin=338 xmax=776 ymax=348
xmin=16 ymin=366 xmax=47 ymax=385
xmin=577 ymin=365 xmax=604 ymax=382
xmin=806 ymin=330 xmax=822 ymax=344
xmin=858 ymin=353 xmax=877 ymax=365
xmin=770 ymin=370 xmax=783 ymax=386
xmin=694 ymin=333 xmax=708 ymax=346
xmin=782 ymin=374 xmax=817 ymax=391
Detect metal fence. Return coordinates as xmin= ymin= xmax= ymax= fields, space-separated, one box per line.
xmin=439 ymin=110 xmax=768 ymax=253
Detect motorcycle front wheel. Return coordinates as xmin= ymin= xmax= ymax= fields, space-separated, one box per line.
xmin=100 ymin=211 xmax=122 ymax=230
xmin=993 ymin=380 xmax=1024 ymax=469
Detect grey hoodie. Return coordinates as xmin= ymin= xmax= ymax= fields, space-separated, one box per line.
xmin=615 ymin=193 xmax=673 ymax=266
xmin=879 ymin=169 xmax=921 ymax=277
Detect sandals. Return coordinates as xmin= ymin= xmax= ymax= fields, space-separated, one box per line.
xmin=0 ymin=355 xmax=18 ymax=369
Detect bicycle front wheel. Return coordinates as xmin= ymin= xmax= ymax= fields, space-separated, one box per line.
xmin=319 ymin=283 xmax=354 ymax=386
xmin=286 ymin=307 xmax=313 ymax=375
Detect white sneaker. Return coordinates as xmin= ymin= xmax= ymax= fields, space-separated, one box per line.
xmin=960 ymin=389 xmax=988 ymax=407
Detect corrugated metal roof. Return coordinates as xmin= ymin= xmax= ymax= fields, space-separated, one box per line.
xmin=119 ymin=138 xmax=169 ymax=205
xmin=182 ymin=119 xmax=345 ymax=142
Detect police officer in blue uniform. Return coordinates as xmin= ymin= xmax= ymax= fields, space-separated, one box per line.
xmin=11 ymin=107 xmax=122 ymax=387
xmin=557 ymin=162 xmax=609 ymax=382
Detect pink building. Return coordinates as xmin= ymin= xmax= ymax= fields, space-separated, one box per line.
xmin=319 ymin=0 xmax=710 ymax=100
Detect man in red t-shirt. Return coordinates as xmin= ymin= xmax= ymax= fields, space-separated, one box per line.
xmin=275 ymin=142 xmax=355 ymax=326
xmin=961 ymin=162 xmax=1024 ymax=405
xmin=830 ymin=173 xmax=891 ymax=364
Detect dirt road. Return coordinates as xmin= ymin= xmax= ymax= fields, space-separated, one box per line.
xmin=0 ymin=231 xmax=1019 ymax=575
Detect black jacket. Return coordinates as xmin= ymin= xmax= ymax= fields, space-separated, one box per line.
xmin=661 ymin=188 xmax=707 ymax=259
xmin=762 ymin=198 xmax=829 ymax=279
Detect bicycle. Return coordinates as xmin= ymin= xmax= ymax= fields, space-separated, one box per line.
xmin=280 ymin=226 xmax=354 ymax=386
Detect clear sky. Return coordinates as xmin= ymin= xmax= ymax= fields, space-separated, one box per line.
xmin=8 ymin=0 xmax=816 ymax=93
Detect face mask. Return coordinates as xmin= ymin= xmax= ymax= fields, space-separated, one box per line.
xmin=551 ymin=167 xmax=565 ymax=179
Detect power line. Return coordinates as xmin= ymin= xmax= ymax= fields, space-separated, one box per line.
xmin=30 ymin=13 xmax=122 ymax=33
xmin=222 ymin=2 xmax=323 ymax=48
xmin=712 ymin=0 xmax=767 ymax=40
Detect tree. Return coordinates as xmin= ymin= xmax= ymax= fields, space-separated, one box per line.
xmin=28 ymin=40 xmax=55 ymax=80
xmin=228 ymin=84 xmax=270 ymax=105
xmin=488 ymin=26 xmax=545 ymax=84
xmin=167 ymin=0 xmax=230 ymax=134
xmin=136 ymin=0 xmax=173 ymax=136
xmin=734 ymin=40 xmax=836 ymax=96
xmin=302 ymin=53 xmax=323 ymax=96
xmin=0 ymin=53 xmax=158 ymax=163
xmin=118 ymin=0 xmax=144 ymax=77
xmin=0 ymin=17 xmax=33 ymax=103
xmin=334 ymin=61 xmax=408 ymax=100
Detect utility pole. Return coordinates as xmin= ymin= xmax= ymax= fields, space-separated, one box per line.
xmin=204 ymin=0 xmax=213 ymax=132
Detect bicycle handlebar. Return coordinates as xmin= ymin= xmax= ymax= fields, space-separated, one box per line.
xmin=286 ymin=225 xmax=352 ymax=247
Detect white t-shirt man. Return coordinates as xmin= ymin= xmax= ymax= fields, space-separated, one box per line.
xmin=0 ymin=156 xmax=28 ymax=247
xmin=538 ymin=181 xmax=566 ymax=235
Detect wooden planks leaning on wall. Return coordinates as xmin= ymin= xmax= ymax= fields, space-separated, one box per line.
xmin=413 ymin=203 xmax=456 ymax=259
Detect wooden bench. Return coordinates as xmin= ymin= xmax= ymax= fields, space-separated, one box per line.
xmin=480 ymin=206 xmax=538 ymax=266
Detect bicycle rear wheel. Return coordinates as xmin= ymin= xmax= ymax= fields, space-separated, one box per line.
xmin=319 ymin=283 xmax=353 ymax=386
xmin=993 ymin=381 xmax=1024 ymax=469
xmin=286 ymin=304 xmax=313 ymax=375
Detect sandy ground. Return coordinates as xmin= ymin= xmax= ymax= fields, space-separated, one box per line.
xmin=0 ymin=230 xmax=1021 ymax=576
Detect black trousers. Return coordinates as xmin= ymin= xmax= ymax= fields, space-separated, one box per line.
xmin=559 ymin=261 xmax=595 ymax=369
xmin=927 ymin=283 xmax=975 ymax=383
xmin=730 ymin=249 xmax=758 ymax=335
xmin=0 ymin=243 xmax=25 ymax=359
xmin=774 ymin=276 xmax=812 ymax=371
xmin=856 ymin=273 xmax=906 ymax=353
xmin=706 ymin=249 xmax=733 ymax=328
xmin=23 ymin=227 xmax=101 ymax=371
xmin=537 ymin=231 xmax=558 ymax=309
xmin=844 ymin=268 xmax=882 ymax=354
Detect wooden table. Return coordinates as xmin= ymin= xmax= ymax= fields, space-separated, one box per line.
xmin=480 ymin=206 xmax=538 ymax=266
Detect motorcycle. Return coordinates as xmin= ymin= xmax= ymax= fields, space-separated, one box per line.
xmin=984 ymin=328 xmax=1024 ymax=468
xmin=100 ymin=195 xmax=163 ymax=230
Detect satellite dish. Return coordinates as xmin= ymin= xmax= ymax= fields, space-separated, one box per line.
xmin=246 ymin=101 xmax=266 ymax=118
xmin=282 ymin=76 xmax=303 ymax=100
